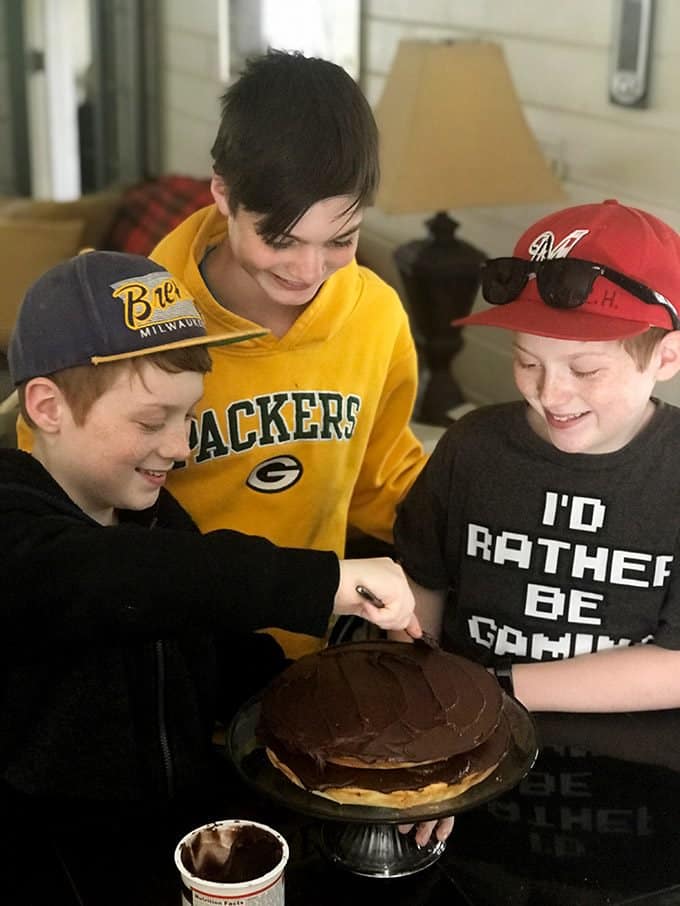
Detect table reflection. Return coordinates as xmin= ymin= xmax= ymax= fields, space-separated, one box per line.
xmin=444 ymin=709 xmax=680 ymax=905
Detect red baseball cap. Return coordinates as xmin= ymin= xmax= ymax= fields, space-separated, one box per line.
xmin=454 ymin=199 xmax=680 ymax=340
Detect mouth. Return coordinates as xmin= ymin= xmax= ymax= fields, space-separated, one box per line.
xmin=137 ymin=467 xmax=168 ymax=485
xmin=271 ymin=273 xmax=316 ymax=292
xmin=545 ymin=410 xmax=589 ymax=428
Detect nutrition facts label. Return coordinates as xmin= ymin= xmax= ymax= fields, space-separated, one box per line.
xmin=182 ymin=877 xmax=285 ymax=905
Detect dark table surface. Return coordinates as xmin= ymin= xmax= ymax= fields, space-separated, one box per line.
xmin=8 ymin=708 xmax=680 ymax=905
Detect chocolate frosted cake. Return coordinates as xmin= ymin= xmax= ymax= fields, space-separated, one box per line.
xmin=258 ymin=640 xmax=510 ymax=807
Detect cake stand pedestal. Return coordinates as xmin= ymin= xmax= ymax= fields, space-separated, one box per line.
xmin=319 ymin=820 xmax=446 ymax=877
xmin=227 ymin=693 xmax=537 ymax=879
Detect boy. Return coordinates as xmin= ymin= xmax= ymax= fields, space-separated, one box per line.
xmin=394 ymin=199 xmax=680 ymax=712
xmin=0 ymin=250 xmax=420 ymax=811
xmin=150 ymin=49 xmax=426 ymax=660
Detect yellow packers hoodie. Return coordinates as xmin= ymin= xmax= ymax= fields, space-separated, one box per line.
xmin=152 ymin=205 xmax=426 ymax=657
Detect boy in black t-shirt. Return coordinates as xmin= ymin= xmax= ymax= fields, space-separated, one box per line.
xmin=395 ymin=199 xmax=680 ymax=713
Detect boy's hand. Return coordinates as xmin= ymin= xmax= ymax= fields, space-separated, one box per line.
xmin=334 ymin=558 xmax=422 ymax=636
xmin=398 ymin=817 xmax=454 ymax=847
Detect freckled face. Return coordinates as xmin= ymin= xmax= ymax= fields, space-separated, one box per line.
xmin=512 ymin=333 xmax=658 ymax=454
xmin=49 ymin=363 xmax=204 ymax=524
xmin=224 ymin=195 xmax=362 ymax=308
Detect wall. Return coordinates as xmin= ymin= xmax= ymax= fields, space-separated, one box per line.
xmin=361 ymin=0 xmax=680 ymax=406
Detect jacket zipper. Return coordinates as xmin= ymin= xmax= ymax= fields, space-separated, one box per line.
xmin=155 ymin=640 xmax=174 ymax=797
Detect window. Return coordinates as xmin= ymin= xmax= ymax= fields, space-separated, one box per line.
xmin=221 ymin=0 xmax=361 ymax=83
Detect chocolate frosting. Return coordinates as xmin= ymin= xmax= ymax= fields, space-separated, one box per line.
xmin=258 ymin=641 xmax=503 ymax=766
xmin=181 ymin=823 xmax=282 ymax=884
xmin=268 ymin=713 xmax=511 ymax=794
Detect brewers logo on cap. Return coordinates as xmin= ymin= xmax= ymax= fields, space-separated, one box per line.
xmin=112 ymin=271 xmax=204 ymax=334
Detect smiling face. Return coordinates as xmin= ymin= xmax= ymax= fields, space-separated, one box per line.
xmin=512 ymin=332 xmax=673 ymax=454
xmin=212 ymin=179 xmax=362 ymax=309
xmin=31 ymin=361 xmax=204 ymax=524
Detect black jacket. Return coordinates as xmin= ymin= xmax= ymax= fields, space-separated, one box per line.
xmin=0 ymin=449 xmax=337 ymax=802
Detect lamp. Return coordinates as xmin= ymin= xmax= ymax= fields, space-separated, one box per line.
xmin=374 ymin=40 xmax=565 ymax=425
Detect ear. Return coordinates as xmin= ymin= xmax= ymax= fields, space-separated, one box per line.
xmin=653 ymin=331 xmax=680 ymax=382
xmin=24 ymin=378 xmax=67 ymax=433
xmin=210 ymin=174 xmax=231 ymax=218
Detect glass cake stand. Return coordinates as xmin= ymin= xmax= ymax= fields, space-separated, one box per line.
xmin=226 ymin=692 xmax=538 ymax=878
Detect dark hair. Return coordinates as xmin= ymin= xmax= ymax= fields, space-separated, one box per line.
xmin=211 ymin=49 xmax=379 ymax=241
xmin=19 ymin=346 xmax=212 ymax=428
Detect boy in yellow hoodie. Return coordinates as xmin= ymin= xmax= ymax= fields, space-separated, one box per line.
xmin=151 ymin=49 xmax=426 ymax=660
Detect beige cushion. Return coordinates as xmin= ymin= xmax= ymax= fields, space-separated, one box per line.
xmin=0 ymin=218 xmax=85 ymax=350
xmin=0 ymin=188 xmax=122 ymax=249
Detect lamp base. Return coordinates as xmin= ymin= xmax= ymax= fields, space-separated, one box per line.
xmin=419 ymin=366 xmax=465 ymax=426
xmin=394 ymin=212 xmax=487 ymax=427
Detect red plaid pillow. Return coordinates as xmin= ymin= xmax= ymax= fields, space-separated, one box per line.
xmin=104 ymin=175 xmax=213 ymax=255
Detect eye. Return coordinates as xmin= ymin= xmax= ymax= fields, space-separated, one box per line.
xmin=138 ymin=422 xmax=164 ymax=432
xmin=328 ymin=236 xmax=356 ymax=249
xmin=268 ymin=237 xmax=295 ymax=251
xmin=514 ymin=359 xmax=537 ymax=370
xmin=572 ymin=368 xmax=601 ymax=378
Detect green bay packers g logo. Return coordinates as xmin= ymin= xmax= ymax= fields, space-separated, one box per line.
xmin=246 ymin=456 xmax=303 ymax=493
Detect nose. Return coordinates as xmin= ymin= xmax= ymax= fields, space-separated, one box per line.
xmin=537 ymin=368 xmax=570 ymax=408
xmin=289 ymin=245 xmax=325 ymax=284
xmin=158 ymin=424 xmax=191 ymax=462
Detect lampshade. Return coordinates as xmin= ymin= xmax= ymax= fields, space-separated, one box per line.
xmin=375 ymin=40 xmax=565 ymax=214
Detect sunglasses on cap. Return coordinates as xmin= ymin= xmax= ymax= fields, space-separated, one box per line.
xmin=480 ymin=257 xmax=680 ymax=330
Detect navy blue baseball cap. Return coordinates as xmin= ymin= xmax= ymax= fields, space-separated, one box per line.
xmin=9 ymin=250 xmax=264 ymax=385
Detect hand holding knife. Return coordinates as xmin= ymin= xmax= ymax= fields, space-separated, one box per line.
xmin=355 ymin=585 xmax=438 ymax=649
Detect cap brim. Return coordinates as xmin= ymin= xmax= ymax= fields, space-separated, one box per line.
xmin=453 ymin=295 xmax=650 ymax=341
xmin=90 ymin=329 xmax=267 ymax=366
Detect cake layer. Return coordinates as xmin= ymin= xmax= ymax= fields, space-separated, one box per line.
xmin=265 ymin=711 xmax=511 ymax=807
